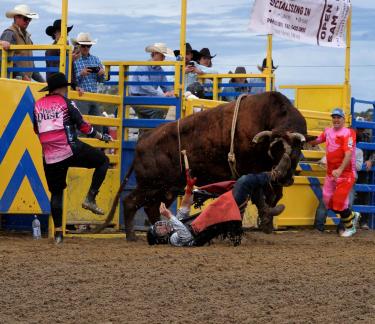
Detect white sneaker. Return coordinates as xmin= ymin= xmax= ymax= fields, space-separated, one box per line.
xmin=340 ymin=226 xmax=356 ymax=238
xmin=352 ymin=212 xmax=361 ymax=228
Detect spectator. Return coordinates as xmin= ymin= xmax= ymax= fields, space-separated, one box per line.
xmin=222 ymin=66 xmax=249 ymax=102
xmin=253 ymin=57 xmax=278 ymax=94
xmin=129 ymin=42 xmax=175 ymax=120
xmin=1 ymin=4 xmax=44 ymax=82
xmin=73 ymin=32 xmax=105 ymax=121
xmin=354 ymin=116 xmax=374 ymax=229
xmin=33 ymin=72 xmax=111 ymax=244
xmin=197 ymin=48 xmax=218 ymax=99
xmin=45 ymin=19 xmax=73 ymax=79
xmin=309 ymin=108 xmax=360 ymax=237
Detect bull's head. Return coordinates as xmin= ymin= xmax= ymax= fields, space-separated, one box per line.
xmin=253 ymin=131 xmax=305 ymax=186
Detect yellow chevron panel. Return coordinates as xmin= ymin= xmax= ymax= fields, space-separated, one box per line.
xmin=9 ymin=177 xmax=45 ymax=214
xmin=0 ymin=111 xmax=47 ymax=198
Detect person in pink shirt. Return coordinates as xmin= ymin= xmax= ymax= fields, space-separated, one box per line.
xmin=34 ymin=72 xmax=112 ymax=244
xmin=310 ymin=108 xmax=359 ymax=237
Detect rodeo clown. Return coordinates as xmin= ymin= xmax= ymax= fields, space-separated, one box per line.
xmin=147 ymin=152 xmax=291 ymax=247
xmin=33 ymin=72 xmax=112 ymax=244
xmin=309 ymin=108 xmax=359 ymax=237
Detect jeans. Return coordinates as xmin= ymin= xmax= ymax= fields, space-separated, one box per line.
xmin=133 ymin=106 xmax=167 ymax=119
xmin=232 ymin=173 xmax=270 ymax=207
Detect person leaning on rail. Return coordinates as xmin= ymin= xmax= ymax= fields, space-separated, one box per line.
xmin=0 ymin=4 xmax=44 ymax=82
xmin=129 ymin=42 xmax=175 ymax=120
xmin=33 ymin=72 xmax=112 ymax=244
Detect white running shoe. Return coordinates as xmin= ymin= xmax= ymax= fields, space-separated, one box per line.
xmin=340 ymin=226 xmax=356 ymax=238
xmin=352 ymin=212 xmax=361 ymax=229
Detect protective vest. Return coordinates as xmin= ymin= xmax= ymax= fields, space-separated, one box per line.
xmin=34 ymin=95 xmax=73 ymax=164
xmin=6 ymin=24 xmax=34 ymax=78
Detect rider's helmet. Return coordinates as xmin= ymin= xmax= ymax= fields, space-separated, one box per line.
xmin=146 ymin=220 xmax=173 ymax=245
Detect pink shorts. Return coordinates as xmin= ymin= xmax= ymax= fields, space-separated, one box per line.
xmin=322 ymin=175 xmax=355 ymax=211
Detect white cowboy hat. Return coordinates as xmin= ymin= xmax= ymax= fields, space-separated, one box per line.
xmin=72 ymin=32 xmax=97 ymax=45
xmin=145 ymin=43 xmax=174 ymax=57
xmin=6 ymin=4 xmax=39 ymax=19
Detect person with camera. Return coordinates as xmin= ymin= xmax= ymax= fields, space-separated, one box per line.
xmin=33 ymin=72 xmax=111 ymax=244
xmin=73 ymin=32 xmax=105 ymax=127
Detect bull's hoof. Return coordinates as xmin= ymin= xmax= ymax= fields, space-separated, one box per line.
xmin=126 ymin=232 xmax=138 ymax=242
xmin=258 ymin=218 xmax=274 ymax=234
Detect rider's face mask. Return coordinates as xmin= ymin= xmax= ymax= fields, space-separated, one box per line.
xmin=154 ymin=221 xmax=173 ymax=238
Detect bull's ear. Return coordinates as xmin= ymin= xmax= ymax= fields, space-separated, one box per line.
xmin=305 ymin=135 xmax=317 ymax=142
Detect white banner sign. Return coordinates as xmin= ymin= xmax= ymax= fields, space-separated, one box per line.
xmin=249 ymin=0 xmax=351 ymax=48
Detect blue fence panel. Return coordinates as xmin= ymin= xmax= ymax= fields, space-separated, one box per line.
xmin=351 ymin=97 xmax=375 ymax=229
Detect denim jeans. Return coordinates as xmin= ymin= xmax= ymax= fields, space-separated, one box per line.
xmin=232 ymin=173 xmax=269 ymax=207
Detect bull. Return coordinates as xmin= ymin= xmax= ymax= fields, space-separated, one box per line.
xmin=99 ymin=91 xmax=307 ymax=240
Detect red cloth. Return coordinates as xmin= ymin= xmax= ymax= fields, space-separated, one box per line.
xmin=198 ymin=180 xmax=236 ymax=195
xmin=191 ymin=190 xmax=242 ymax=233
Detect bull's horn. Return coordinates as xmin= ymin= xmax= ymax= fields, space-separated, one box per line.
xmin=252 ymin=130 xmax=273 ymax=143
xmin=287 ymin=132 xmax=306 ymax=142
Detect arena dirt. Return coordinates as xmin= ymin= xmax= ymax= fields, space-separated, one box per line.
xmin=0 ymin=229 xmax=374 ymax=324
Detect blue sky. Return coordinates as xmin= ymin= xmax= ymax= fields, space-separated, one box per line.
xmin=1 ymin=0 xmax=374 ymax=107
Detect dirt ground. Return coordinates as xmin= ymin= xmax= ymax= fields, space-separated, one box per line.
xmin=0 ymin=229 xmax=374 ymax=324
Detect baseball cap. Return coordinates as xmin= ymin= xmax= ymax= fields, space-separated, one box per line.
xmin=331 ymin=108 xmax=345 ymax=118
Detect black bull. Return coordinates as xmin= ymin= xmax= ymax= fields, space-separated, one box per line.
xmin=101 ymin=92 xmax=308 ymax=240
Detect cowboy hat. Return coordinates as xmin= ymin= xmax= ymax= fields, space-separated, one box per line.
xmin=199 ymin=48 xmax=216 ymax=59
xmin=173 ymin=42 xmax=193 ymax=57
xmin=145 ymin=43 xmax=174 ymax=57
xmin=257 ymin=58 xmax=278 ymax=72
xmin=46 ymin=19 xmax=73 ymax=37
xmin=72 ymin=32 xmax=97 ymax=46
xmin=6 ymin=4 xmax=39 ymax=19
xmin=39 ymin=72 xmax=72 ymax=92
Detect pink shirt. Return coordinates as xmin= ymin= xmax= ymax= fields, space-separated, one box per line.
xmin=316 ymin=127 xmax=356 ymax=178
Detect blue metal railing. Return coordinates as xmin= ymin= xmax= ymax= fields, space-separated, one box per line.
xmin=351 ymin=97 xmax=375 ymax=229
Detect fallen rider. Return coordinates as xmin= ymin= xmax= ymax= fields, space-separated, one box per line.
xmin=147 ymin=153 xmax=291 ymax=246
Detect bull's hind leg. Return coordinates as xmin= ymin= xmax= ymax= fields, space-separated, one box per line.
xmin=123 ymin=189 xmax=147 ymax=241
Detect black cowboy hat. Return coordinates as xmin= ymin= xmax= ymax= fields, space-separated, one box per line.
xmin=173 ymin=42 xmax=193 ymax=57
xmin=39 ymin=72 xmax=72 ymax=92
xmin=199 ymin=47 xmax=216 ymax=59
xmin=257 ymin=58 xmax=278 ymax=72
xmin=45 ymin=19 xmax=73 ymax=37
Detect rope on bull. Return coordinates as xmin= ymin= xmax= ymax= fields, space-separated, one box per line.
xmin=228 ymin=94 xmax=248 ymax=179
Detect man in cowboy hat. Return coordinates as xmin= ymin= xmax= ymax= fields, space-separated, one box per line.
xmin=45 ymin=19 xmax=74 ymax=79
xmin=173 ymin=42 xmax=202 ymax=90
xmin=222 ymin=66 xmax=249 ymax=102
xmin=73 ymin=32 xmax=105 ymax=127
xmin=129 ymin=42 xmax=175 ymax=120
xmin=1 ymin=4 xmax=44 ymax=82
xmin=196 ymin=47 xmax=218 ymax=99
xmin=33 ymin=72 xmax=112 ymax=244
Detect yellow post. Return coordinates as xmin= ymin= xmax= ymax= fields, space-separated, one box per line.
xmin=213 ymin=77 xmax=219 ymax=100
xmin=180 ymin=0 xmax=187 ymax=98
xmin=1 ymin=47 xmax=7 ymax=78
xmin=344 ymin=9 xmax=352 ymax=115
xmin=58 ymin=0 xmax=68 ymax=74
xmin=265 ymin=34 xmax=273 ymax=91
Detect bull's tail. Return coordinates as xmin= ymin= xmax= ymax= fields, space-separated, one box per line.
xmin=92 ymin=161 xmax=135 ymax=233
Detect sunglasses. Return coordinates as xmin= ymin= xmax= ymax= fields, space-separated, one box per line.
xmin=17 ymin=15 xmax=32 ymax=22
xmin=81 ymin=45 xmax=92 ymax=48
